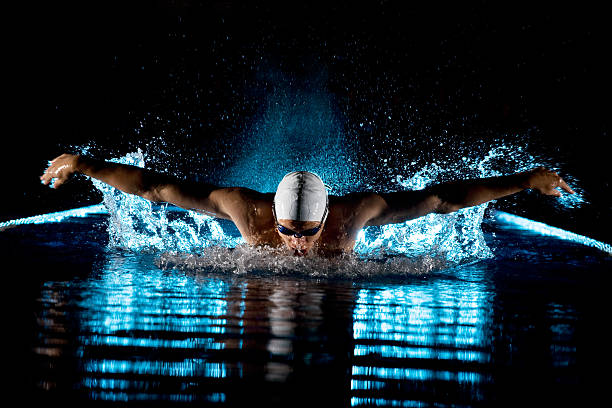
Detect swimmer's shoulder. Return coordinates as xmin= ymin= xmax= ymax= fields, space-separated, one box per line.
xmin=210 ymin=187 xmax=273 ymax=207
xmin=329 ymin=192 xmax=384 ymax=214
xmin=208 ymin=187 xmax=273 ymax=223
xmin=227 ymin=187 xmax=275 ymax=223
xmin=234 ymin=188 xmax=274 ymax=210
xmin=329 ymin=192 xmax=386 ymax=230
xmin=212 ymin=188 xmax=276 ymax=241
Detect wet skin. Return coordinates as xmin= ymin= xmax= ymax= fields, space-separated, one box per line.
xmin=41 ymin=154 xmax=575 ymax=256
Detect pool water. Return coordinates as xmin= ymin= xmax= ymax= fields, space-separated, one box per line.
xmin=4 ymin=208 xmax=609 ymax=407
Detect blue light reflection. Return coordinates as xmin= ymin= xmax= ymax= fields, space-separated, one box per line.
xmin=74 ymin=255 xmax=240 ymax=400
xmin=351 ymin=283 xmax=491 ymax=405
xmin=0 ymin=204 xmax=107 ymax=229
xmin=495 ymin=210 xmax=612 ymax=254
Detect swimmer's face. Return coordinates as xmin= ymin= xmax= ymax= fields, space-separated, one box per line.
xmin=276 ymin=219 xmax=324 ymax=256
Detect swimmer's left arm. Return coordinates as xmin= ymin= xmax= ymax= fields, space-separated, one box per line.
xmin=365 ymin=167 xmax=574 ymax=226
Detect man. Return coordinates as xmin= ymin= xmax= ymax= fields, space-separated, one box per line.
xmin=41 ymin=153 xmax=574 ymax=256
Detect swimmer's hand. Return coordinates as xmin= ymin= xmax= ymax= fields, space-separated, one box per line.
xmin=523 ymin=167 xmax=575 ymax=197
xmin=40 ymin=153 xmax=80 ymax=188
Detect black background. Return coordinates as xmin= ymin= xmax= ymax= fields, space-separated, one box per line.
xmin=5 ymin=0 xmax=611 ymax=242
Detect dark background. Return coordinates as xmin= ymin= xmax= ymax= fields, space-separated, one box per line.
xmin=5 ymin=0 xmax=611 ymax=242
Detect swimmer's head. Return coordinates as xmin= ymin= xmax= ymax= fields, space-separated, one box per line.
xmin=273 ymin=171 xmax=328 ymax=256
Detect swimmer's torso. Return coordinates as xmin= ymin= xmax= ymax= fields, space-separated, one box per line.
xmin=213 ymin=189 xmax=376 ymax=254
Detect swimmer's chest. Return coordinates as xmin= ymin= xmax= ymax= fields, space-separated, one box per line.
xmin=233 ymin=198 xmax=363 ymax=250
xmin=243 ymin=225 xmax=356 ymax=252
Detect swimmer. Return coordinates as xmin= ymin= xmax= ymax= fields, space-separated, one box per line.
xmin=40 ymin=154 xmax=575 ymax=256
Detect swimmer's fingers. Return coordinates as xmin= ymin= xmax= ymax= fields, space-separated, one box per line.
xmin=541 ymin=177 xmax=573 ymax=197
xmin=538 ymin=181 xmax=561 ymax=196
xmin=40 ymin=166 xmax=63 ymax=189
xmin=558 ymin=178 xmax=575 ymax=194
xmin=40 ymin=163 xmax=55 ymax=186
xmin=547 ymin=174 xmax=574 ymax=196
xmin=528 ymin=167 xmax=575 ymax=197
xmin=51 ymin=176 xmax=67 ymax=189
xmin=40 ymin=154 xmax=78 ymax=189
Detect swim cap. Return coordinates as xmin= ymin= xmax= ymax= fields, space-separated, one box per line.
xmin=274 ymin=171 xmax=328 ymax=221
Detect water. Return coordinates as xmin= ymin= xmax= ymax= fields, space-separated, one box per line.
xmin=8 ymin=76 xmax=609 ymax=406
xmin=10 ymin=4 xmax=609 ymax=406
xmin=7 ymin=139 xmax=609 ymax=406
xmin=63 ymin=145 xmax=583 ymax=263
xmin=5 ymin=203 xmax=609 ymax=406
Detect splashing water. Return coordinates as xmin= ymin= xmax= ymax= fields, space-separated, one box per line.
xmin=156 ymin=245 xmax=449 ymax=280
xmin=82 ymin=137 xmax=585 ymax=278
xmin=77 ymin=63 xmax=586 ymax=276
xmin=90 ymin=150 xmax=244 ymax=252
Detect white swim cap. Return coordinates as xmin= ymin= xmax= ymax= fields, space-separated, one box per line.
xmin=274 ymin=171 xmax=328 ymax=221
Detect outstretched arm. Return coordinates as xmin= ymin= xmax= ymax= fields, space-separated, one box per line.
xmin=40 ymin=154 xmax=239 ymax=219
xmin=365 ymin=167 xmax=574 ymax=226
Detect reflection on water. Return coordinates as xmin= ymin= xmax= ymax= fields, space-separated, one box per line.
xmin=8 ymin=213 xmax=604 ymax=406
xmin=29 ymin=255 xmax=592 ymax=405
xmin=351 ymin=282 xmax=491 ymax=406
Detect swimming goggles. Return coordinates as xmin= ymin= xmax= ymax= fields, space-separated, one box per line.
xmin=272 ymin=202 xmax=328 ymax=238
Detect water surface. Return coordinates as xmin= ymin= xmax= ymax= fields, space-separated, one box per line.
xmin=5 ymin=211 xmax=608 ymax=407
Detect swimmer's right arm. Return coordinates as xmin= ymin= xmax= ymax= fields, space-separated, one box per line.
xmin=40 ymin=154 xmax=236 ymax=219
